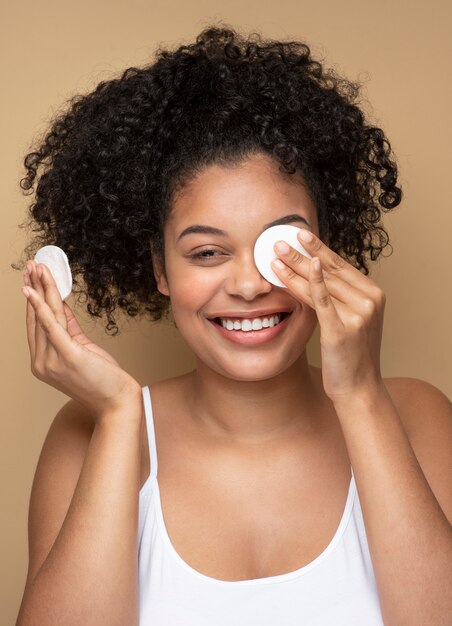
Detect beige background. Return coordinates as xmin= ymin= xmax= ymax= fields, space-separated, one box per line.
xmin=2 ymin=1 xmax=451 ymax=622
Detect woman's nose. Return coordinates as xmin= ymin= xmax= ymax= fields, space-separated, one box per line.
xmin=224 ymin=254 xmax=273 ymax=300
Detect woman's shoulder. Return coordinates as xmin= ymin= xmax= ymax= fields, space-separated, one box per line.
xmin=383 ymin=375 xmax=452 ymax=523
xmin=56 ymin=397 xmax=97 ymax=429
xmin=310 ymin=366 xmax=451 ymax=443
xmin=383 ymin=375 xmax=451 ymax=438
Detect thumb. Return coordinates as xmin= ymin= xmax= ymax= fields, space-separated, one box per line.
xmin=63 ymin=302 xmax=90 ymax=344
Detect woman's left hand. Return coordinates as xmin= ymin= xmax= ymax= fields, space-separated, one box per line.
xmin=271 ymin=229 xmax=386 ymax=403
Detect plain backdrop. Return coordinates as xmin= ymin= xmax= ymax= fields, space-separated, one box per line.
xmin=2 ymin=1 xmax=451 ymax=622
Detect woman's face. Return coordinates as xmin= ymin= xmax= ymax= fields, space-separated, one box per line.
xmin=152 ymin=152 xmax=320 ymax=382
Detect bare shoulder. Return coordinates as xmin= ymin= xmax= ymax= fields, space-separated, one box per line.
xmin=383 ymin=376 xmax=452 ymax=522
xmin=383 ymin=376 xmax=452 ymax=439
xmin=57 ymin=397 xmax=96 ymax=425
xmin=38 ymin=397 xmax=96 ymax=457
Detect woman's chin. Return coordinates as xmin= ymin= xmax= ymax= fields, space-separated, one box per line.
xmin=208 ymin=356 xmax=299 ymax=383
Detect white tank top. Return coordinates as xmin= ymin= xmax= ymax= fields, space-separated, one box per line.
xmin=138 ymin=385 xmax=384 ymax=625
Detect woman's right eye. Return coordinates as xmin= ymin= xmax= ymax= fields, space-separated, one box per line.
xmin=189 ymin=248 xmax=223 ymax=261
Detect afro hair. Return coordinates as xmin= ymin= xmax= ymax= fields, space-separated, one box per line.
xmin=12 ymin=23 xmax=402 ymax=335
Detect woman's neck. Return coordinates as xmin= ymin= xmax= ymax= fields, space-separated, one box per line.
xmin=184 ymin=356 xmax=330 ymax=445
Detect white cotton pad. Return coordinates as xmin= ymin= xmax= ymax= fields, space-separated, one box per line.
xmin=253 ymin=224 xmax=312 ymax=288
xmin=34 ymin=245 xmax=73 ymax=301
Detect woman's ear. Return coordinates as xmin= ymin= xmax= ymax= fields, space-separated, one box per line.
xmin=150 ymin=244 xmax=170 ymax=297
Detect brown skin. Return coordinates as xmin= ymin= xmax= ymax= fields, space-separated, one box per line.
xmin=138 ymin=371 xmax=445 ymax=582
xmin=141 ymin=153 xmax=369 ymax=579
xmin=18 ymin=150 xmax=451 ymax=616
xmin=152 ymin=152 xmax=324 ymax=442
xmin=139 ymin=368 xmax=354 ymax=581
xmin=144 ymin=153 xmax=355 ymax=579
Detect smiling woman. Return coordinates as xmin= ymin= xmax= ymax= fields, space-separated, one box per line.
xmin=148 ymin=154 xmax=323 ymax=380
xmin=12 ymin=22 xmax=452 ymax=626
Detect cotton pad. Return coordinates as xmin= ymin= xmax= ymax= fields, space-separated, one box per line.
xmin=34 ymin=245 xmax=73 ymax=301
xmin=254 ymin=224 xmax=312 ymax=288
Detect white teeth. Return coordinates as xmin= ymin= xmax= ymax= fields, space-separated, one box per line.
xmin=220 ymin=314 xmax=281 ymax=331
xmin=251 ymin=318 xmax=262 ymax=331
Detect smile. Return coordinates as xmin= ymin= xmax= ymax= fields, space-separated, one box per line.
xmin=214 ymin=312 xmax=289 ymax=331
xmin=207 ymin=311 xmax=292 ymax=345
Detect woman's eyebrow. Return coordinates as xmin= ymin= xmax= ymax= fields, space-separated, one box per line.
xmin=176 ymin=213 xmax=310 ymax=242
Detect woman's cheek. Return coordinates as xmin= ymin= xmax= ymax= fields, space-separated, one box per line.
xmin=170 ymin=265 xmax=221 ymax=311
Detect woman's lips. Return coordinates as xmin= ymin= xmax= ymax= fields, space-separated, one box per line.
xmin=207 ymin=312 xmax=292 ymax=345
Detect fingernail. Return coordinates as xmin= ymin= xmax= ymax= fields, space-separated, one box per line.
xmin=22 ymin=286 xmax=31 ymax=298
xmin=272 ymin=259 xmax=286 ymax=270
xmin=274 ymin=241 xmax=290 ymax=254
xmin=37 ymin=265 xmax=43 ymax=278
xmin=298 ymin=229 xmax=313 ymax=243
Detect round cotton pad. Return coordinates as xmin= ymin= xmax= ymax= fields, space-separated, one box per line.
xmin=34 ymin=245 xmax=73 ymax=301
xmin=254 ymin=224 xmax=312 ymax=288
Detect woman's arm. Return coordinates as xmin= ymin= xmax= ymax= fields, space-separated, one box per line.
xmin=269 ymin=229 xmax=452 ymax=624
xmin=333 ymin=378 xmax=452 ymax=626
xmin=15 ymin=391 xmax=144 ymax=626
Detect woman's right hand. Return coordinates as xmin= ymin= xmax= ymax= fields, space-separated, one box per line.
xmin=22 ymin=260 xmax=142 ymax=421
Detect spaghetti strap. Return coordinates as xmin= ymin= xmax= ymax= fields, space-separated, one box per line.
xmin=142 ymin=385 xmax=158 ymax=480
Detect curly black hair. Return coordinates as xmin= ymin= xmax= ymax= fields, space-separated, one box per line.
xmin=12 ymin=23 xmax=402 ymax=335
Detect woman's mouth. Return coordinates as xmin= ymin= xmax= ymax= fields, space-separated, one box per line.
xmin=207 ymin=311 xmax=292 ymax=345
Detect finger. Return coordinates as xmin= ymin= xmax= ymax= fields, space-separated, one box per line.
xmin=22 ymin=285 xmax=75 ymax=361
xmin=276 ymin=234 xmax=382 ymax=304
xmin=39 ymin=263 xmax=68 ymax=330
xmin=31 ymin=263 xmax=63 ymax=363
xmin=274 ymin=240 xmax=311 ymax=277
xmin=275 ymin=243 xmax=378 ymax=311
xmin=271 ymin=258 xmax=315 ymax=309
xmin=271 ymin=256 xmax=354 ymax=323
xmin=309 ymin=257 xmax=343 ymax=332
xmin=63 ymin=302 xmax=90 ymax=343
xmin=274 ymin=241 xmax=369 ymax=307
xmin=29 ymin=260 xmax=46 ymax=298
xmin=29 ymin=261 xmax=48 ymax=357
xmin=296 ymin=229 xmax=372 ymax=291
xmin=24 ymin=265 xmax=36 ymax=362
xmin=32 ymin=263 xmax=63 ymax=364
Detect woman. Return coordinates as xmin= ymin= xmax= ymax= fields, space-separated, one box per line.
xmin=14 ymin=25 xmax=452 ymax=626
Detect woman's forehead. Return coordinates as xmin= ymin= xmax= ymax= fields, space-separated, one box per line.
xmin=167 ymin=159 xmax=318 ymax=234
